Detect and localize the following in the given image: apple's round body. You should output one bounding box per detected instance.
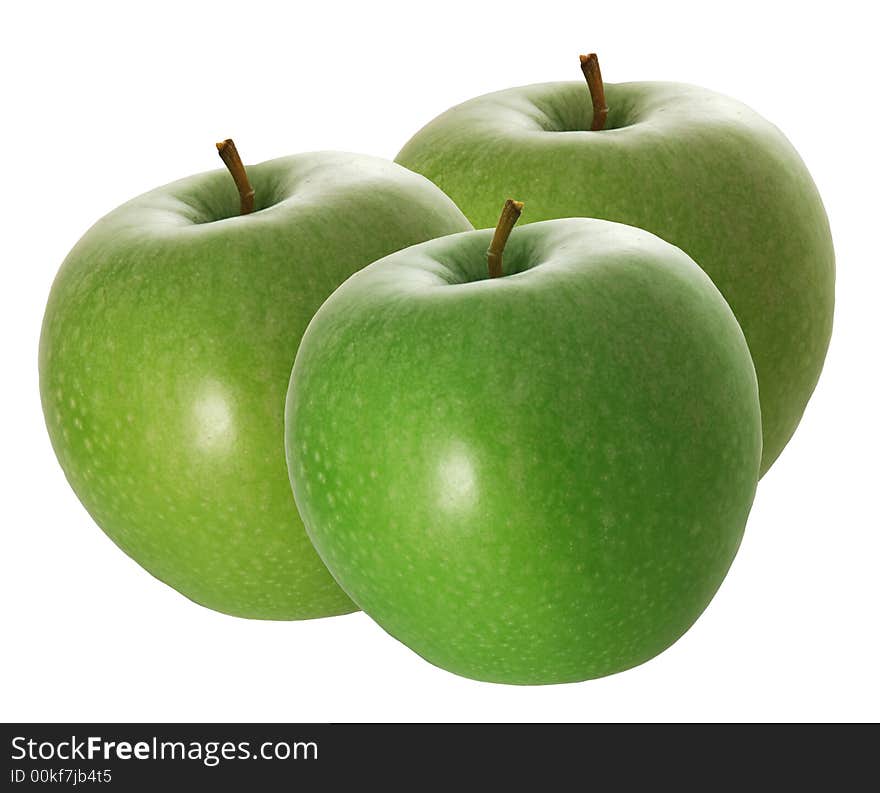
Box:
[286,218,762,683]
[39,152,471,619]
[396,80,834,474]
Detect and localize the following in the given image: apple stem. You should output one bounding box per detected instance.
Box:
[216,138,255,215]
[579,53,608,132]
[487,199,525,278]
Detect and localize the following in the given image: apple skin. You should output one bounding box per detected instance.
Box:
[39,151,472,620]
[285,218,761,684]
[396,80,834,474]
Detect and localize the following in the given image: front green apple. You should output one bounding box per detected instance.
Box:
[39,149,472,620]
[396,61,834,474]
[286,216,761,684]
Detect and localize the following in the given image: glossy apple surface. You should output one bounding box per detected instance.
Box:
[39,151,471,619]
[396,80,834,474]
[286,218,762,683]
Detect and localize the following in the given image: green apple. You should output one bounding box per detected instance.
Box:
[285,209,762,684]
[395,56,834,474]
[39,145,471,620]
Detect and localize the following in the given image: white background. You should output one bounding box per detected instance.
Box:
[2,1,878,723]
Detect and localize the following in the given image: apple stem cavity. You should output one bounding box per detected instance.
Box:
[216,138,255,215]
[487,199,525,278]
[579,53,608,132]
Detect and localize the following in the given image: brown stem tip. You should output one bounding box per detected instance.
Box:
[487,199,524,278]
[216,138,255,215]
[579,53,608,132]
